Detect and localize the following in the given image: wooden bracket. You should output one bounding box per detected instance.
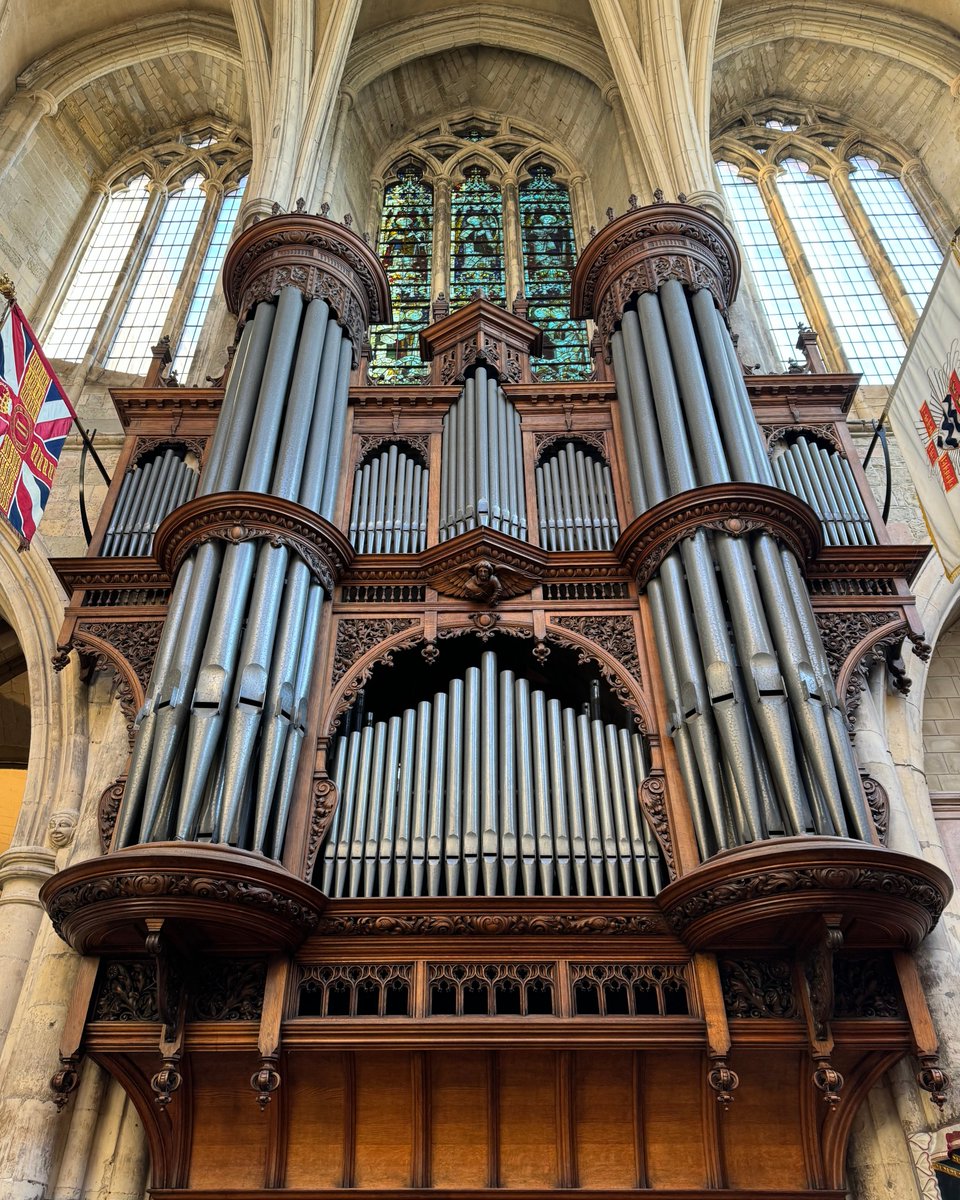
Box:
[50,955,99,1112]
[796,915,844,1108]
[146,919,186,1107]
[693,953,739,1107]
[893,951,950,1110]
[251,956,290,1110]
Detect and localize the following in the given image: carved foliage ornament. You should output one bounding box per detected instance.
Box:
[189,959,267,1020]
[719,957,799,1019]
[60,621,163,741]
[814,610,915,726]
[94,960,160,1022]
[548,614,646,729]
[314,912,669,936]
[638,772,675,880]
[98,777,126,852]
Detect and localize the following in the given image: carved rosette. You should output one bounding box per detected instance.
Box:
[570,203,741,355]
[222,213,392,365]
[616,483,822,589]
[154,491,354,593]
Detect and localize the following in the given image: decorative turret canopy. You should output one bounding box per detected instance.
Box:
[222,211,392,365]
[419,293,543,385]
[570,201,741,352]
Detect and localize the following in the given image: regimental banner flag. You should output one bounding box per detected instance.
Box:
[0,303,76,542]
[887,237,960,579]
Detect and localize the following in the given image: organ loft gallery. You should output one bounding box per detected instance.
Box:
[0,2,960,1199]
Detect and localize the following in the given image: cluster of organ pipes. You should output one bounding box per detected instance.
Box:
[610,279,873,858]
[101,448,198,557]
[439,365,526,541]
[114,287,354,858]
[320,650,662,899]
[536,441,620,551]
[348,443,429,553]
[772,436,877,546]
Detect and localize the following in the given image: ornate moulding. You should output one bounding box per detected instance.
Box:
[419,294,542,385]
[153,491,354,592]
[40,844,325,955]
[657,836,952,952]
[570,201,741,352]
[615,483,822,588]
[222,212,392,364]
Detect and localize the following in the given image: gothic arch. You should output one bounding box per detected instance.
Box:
[714,2,960,88]
[17,12,241,107]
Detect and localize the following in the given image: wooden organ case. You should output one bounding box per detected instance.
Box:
[41,203,952,1200]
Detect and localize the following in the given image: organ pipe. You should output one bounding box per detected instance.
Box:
[320,651,661,899]
[114,288,356,859]
[772,437,876,546]
[535,441,619,550]
[349,443,429,553]
[608,276,872,860]
[439,367,526,541]
[100,448,198,557]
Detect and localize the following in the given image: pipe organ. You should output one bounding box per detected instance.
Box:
[349,442,429,553]
[438,366,526,541]
[536,439,619,550]
[322,649,658,899]
[41,201,952,1200]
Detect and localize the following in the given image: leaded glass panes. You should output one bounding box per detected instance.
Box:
[848,156,942,314]
[108,173,206,375]
[369,167,433,385]
[45,177,150,363]
[450,167,505,308]
[519,166,589,381]
[173,178,246,381]
[777,158,906,383]
[716,160,809,368]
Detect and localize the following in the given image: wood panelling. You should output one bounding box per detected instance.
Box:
[642,1049,707,1189]
[283,1053,345,1189]
[574,1049,638,1188]
[354,1052,414,1187]
[188,1055,269,1189]
[721,1050,807,1190]
[429,1052,490,1188]
[497,1050,559,1188]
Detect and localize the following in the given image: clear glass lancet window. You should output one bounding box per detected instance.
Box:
[715,160,810,368]
[777,158,906,383]
[172,177,247,380]
[519,165,590,381]
[369,166,434,385]
[45,176,151,363]
[107,172,206,375]
[847,156,942,314]
[450,166,505,308]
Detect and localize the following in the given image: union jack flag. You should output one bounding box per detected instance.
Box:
[0,303,76,542]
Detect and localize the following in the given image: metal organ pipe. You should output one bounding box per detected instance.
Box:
[605,274,874,857]
[320,651,661,899]
[349,443,429,553]
[439,368,526,541]
[534,441,619,551]
[114,288,358,859]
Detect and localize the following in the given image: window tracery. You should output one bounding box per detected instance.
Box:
[368,117,591,386]
[44,124,250,380]
[714,106,948,382]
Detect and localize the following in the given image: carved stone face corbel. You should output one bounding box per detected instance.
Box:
[48,811,78,850]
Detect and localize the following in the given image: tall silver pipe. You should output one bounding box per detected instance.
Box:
[461,379,474,532]
[576,712,605,895]
[393,707,417,897]
[828,448,876,544]
[361,719,387,897]
[426,691,448,896]
[480,649,498,894]
[563,705,588,895]
[444,678,464,896]
[343,722,374,898]
[113,457,157,557]
[531,689,556,895]
[604,721,634,896]
[590,717,620,893]
[129,449,178,556]
[475,366,491,527]
[409,697,433,896]
[535,465,549,547]
[116,304,276,848]
[498,667,518,896]
[546,697,571,896]
[515,676,538,895]
[462,666,481,896]
[101,467,138,555]
[375,715,402,895]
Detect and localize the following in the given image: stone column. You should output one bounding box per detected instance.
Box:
[502,175,524,309]
[432,179,452,302]
[567,173,592,253]
[0,89,58,187]
[319,89,355,211]
[602,83,644,198]
[0,845,56,1055]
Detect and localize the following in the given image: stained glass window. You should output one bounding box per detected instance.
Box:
[777,158,906,383]
[45,176,150,363]
[848,156,942,314]
[716,160,810,368]
[519,166,589,381]
[369,167,433,385]
[450,167,505,308]
[107,173,206,374]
